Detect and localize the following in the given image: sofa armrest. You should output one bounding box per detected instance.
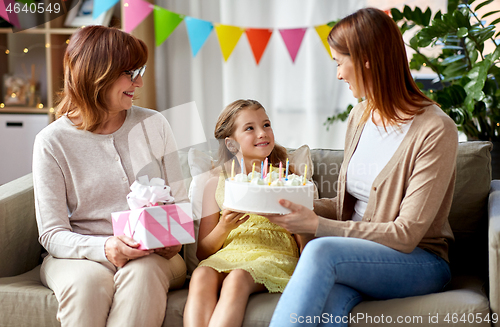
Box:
[489,180,500,326]
[0,174,41,278]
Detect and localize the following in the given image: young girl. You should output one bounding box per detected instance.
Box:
[183,99,307,327]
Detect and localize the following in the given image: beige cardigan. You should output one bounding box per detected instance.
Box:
[314,101,457,262]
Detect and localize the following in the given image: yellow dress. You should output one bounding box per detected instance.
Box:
[197,173,299,293]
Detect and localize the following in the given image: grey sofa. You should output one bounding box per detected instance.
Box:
[0,141,497,327]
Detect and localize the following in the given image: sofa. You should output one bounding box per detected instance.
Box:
[0,141,497,327]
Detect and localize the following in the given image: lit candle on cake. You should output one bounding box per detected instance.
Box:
[252,162,255,180]
[241,157,244,174]
[264,157,268,177]
[261,161,264,179]
[303,165,307,185]
[279,161,282,181]
[231,159,235,180]
[285,158,289,181]
[269,163,273,185]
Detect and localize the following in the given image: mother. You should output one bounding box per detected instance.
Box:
[268,8,457,326]
[33,26,187,327]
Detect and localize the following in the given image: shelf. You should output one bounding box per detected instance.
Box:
[48,28,79,35]
[0,27,48,34]
[0,107,51,114]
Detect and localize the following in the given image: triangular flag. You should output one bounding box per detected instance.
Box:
[0,0,20,28]
[214,24,245,62]
[279,28,307,63]
[124,0,154,33]
[315,25,333,59]
[0,0,9,22]
[154,6,185,47]
[245,28,273,65]
[185,17,213,57]
[92,0,119,20]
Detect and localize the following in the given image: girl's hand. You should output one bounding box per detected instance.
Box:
[154,244,182,260]
[105,235,154,268]
[218,209,249,232]
[265,199,319,234]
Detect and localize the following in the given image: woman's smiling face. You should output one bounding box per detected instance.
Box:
[105,72,144,113]
[330,47,366,99]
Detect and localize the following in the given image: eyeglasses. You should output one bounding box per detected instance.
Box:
[124,65,146,83]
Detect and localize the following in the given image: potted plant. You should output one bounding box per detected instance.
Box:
[325,0,500,178]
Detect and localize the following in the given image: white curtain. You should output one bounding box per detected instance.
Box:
[155,0,365,151]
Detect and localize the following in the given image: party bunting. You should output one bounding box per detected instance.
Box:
[245,28,273,65]
[315,25,333,59]
[1,0,20,28]
[0,0,9,22]
[279,28,307,63]
[93,0,120,20]
[154,6,185,47]
[215,24,245,62]
[185,17,214,57]
[124,0,154,33]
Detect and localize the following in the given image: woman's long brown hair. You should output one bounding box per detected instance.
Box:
[328,8,436,126]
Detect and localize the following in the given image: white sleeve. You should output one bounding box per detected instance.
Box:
[32,135,110,263]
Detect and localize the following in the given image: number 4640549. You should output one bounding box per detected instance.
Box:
[6,2,61,14]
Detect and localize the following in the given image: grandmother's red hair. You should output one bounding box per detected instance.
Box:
[57,25,148,131]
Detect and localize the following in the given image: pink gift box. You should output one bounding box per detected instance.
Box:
[111,203,195,250]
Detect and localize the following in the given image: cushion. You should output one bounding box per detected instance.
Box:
[0,174,42,278]
[0,266,59,327]
[184,148,215,275]
[287,145,314,178]
[310,149,344,199]
[448,141,492,276]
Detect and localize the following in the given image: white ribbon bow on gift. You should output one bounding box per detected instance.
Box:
[126,175,175,210]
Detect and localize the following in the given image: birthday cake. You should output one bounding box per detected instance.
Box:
[223,171,315,215]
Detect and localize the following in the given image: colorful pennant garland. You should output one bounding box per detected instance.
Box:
[93,0,120,20]
[153,6,185,47]
[114,1,338,64]
[279,28,307,63]
[315,25,334,59]
[1,0,20,28]
[215,24,245,61]
[124,0,154,33]
[245,28,273,65]
[185,17,214,57]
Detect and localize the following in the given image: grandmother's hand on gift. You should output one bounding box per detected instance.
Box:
[154,244,182,260]
[105,235,154,268]
[265,199,319,235]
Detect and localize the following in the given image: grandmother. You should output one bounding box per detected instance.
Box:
[33,25,187,327]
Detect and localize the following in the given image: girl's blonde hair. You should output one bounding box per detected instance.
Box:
[214,99,292,173]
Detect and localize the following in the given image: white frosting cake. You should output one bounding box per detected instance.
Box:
[223,173,314,215]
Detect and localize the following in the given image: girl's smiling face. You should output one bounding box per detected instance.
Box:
[229,108,275,162]
[330,47,367,99]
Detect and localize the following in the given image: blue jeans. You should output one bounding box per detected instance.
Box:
[269,237,451,327]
